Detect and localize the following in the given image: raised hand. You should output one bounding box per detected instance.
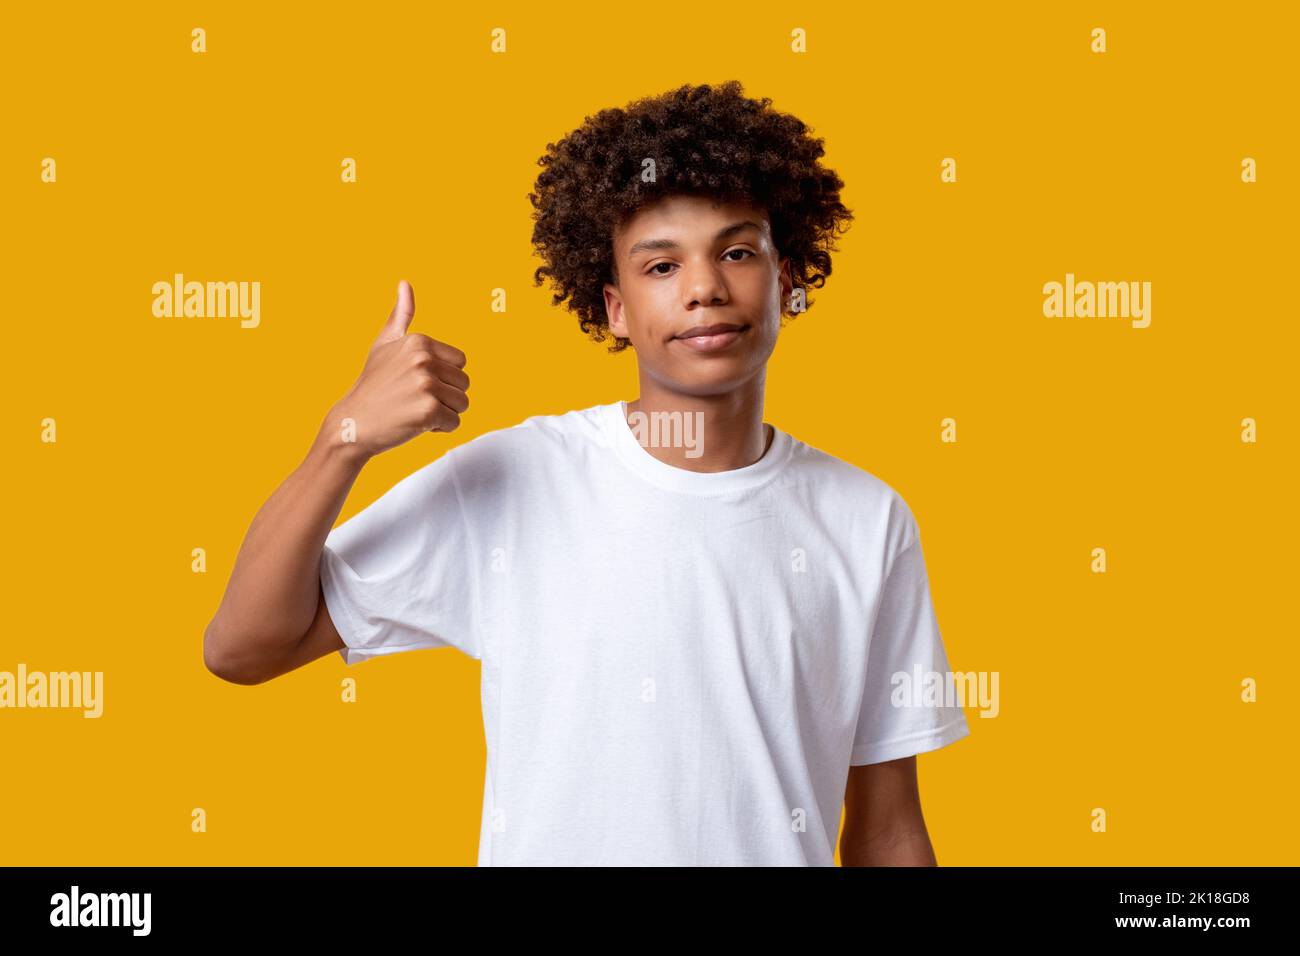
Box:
[327,280,470,460]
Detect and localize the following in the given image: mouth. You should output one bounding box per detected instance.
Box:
[672,323,750,352]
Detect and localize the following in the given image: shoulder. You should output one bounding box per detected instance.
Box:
[783,432,922,559]
[437,403,608,479]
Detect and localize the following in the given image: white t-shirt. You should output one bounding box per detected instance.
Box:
[319,400,970,865]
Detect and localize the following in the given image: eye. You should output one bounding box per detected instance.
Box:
[646,249,753,276]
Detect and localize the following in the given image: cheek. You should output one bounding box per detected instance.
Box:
[736,267,781,312]
[751,322,781,361]
[622,285,673,340]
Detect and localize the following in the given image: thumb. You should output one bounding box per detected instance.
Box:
[373,279,415,347]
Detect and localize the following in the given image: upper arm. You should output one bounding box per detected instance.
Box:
[255,579,346,683]
[843,755,925,839]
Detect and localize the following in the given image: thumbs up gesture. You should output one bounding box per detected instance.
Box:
[326,280,470,461]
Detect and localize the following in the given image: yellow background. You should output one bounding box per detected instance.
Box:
[1,2,1295,865]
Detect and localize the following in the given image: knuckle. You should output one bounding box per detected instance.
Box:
[436,341,465,365]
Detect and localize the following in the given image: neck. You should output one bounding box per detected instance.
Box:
[624,374,772,473]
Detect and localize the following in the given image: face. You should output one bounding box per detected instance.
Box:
[603,194,793,398]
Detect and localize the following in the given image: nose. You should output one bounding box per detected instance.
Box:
[681,258,729,309]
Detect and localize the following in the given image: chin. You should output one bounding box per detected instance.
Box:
[662,365,759,397]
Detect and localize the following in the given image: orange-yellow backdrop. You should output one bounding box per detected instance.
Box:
[2,2,1295,865]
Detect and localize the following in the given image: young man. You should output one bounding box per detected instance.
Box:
[204,81,970,866]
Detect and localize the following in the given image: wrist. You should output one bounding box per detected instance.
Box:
[312,408,373,472]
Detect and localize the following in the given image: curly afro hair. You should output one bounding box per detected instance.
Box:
[527,81,854,352]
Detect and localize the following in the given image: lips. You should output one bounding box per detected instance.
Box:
[675,323,747,339]
[672,323,750,353]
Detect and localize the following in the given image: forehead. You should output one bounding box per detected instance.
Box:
[615,194,770,245]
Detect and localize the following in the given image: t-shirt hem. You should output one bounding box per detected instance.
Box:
[319,545,377,666]
[848,716,970,766]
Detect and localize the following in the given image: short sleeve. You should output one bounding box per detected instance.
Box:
[850,524,970,765]
[320,446,481,665]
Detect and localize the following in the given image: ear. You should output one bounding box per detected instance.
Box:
[604,280,628,338]
[778,257,794,304]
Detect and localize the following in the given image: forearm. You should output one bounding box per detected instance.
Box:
[204,413,367,673]
[840,825,937,866]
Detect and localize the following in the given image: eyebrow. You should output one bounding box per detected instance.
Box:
[625,220,763,259]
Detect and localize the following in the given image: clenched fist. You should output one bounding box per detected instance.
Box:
[324,280,470,461]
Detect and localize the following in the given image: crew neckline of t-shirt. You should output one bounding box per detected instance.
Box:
[598,400,795,495]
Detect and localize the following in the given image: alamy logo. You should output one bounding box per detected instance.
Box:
[1043,272,1150,328]
[49,885,151,936]
[891,667,999,718]
[0,663,103,718]
[152,273,261,328]
[626,409,705,458]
